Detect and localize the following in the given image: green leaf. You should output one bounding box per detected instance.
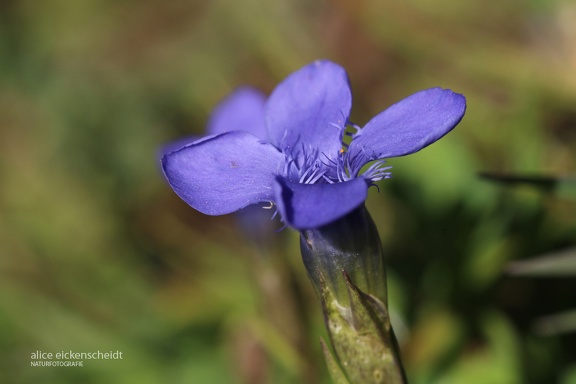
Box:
[532,309,576,336]
[479,172,576,198]
[507,247,576,277]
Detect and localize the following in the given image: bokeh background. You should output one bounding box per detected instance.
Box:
[1,0,576,383]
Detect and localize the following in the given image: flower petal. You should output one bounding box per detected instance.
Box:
[273,177,368,230]
[207,87,268,140]
[162,131,284,215]
[347,88,466,164]
[266,60,351,160]
[159,135,200,157]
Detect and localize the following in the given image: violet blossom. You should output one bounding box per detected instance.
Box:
[161,60,466,230]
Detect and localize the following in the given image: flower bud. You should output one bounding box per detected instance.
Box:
[299,204,406,384]
[299,204,387,306]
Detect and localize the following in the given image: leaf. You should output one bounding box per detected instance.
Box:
[479,172,576,198]
[532,309,576,336]
[506,247,576,277]
[478,172,576,198]
[479,172,559,190]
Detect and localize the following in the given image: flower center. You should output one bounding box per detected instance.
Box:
[282,122,392,186]
[283,144,330,184]
[336,122,393,185]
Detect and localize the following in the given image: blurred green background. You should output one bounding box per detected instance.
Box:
[1,0,576,383]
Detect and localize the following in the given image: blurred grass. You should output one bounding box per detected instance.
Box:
[1,0,576,383]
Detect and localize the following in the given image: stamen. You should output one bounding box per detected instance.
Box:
[299,165,315,183]
[308,169,327,184]
[322,175,334,184]
[271,208,279,220]
[362,160,392,182]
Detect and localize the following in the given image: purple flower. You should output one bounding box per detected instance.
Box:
[162,60,466,230]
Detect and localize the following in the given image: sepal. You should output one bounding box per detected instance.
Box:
[319,270,406,384]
